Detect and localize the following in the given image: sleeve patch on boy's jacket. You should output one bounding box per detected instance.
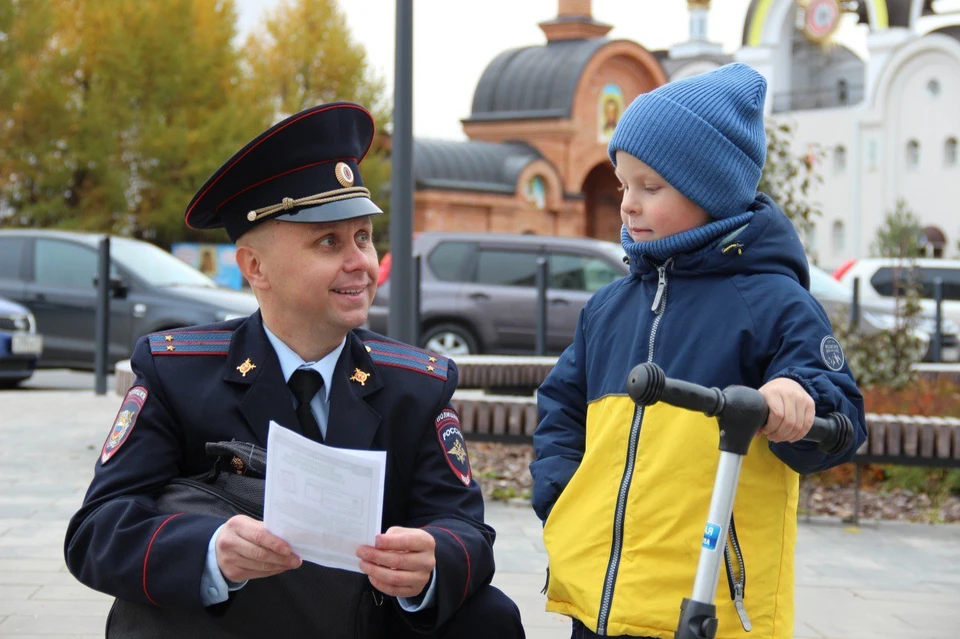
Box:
[101,386,148,464]
[820,336,845,371]
[435,408,471,486]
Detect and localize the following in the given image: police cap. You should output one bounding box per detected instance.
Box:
[184,102,383,242]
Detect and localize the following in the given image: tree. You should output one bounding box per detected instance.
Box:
[759,120,823,258]
[0,0,269,246]
[834,199,925,389]
[241,0,392,250]
[871,198,925,259]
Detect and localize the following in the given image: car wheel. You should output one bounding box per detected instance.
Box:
[420,324,478,357]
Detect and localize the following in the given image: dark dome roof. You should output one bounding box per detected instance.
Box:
[929,24,960,41]
[413,139,543,194]
[467,39,610,122]
[888,0,939,25]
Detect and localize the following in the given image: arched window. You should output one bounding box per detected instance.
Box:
[906,140,920,169]
[805,224,817,252]
[834,145,846,173]
[945,138,957,167]
[831,220,845,254]
[837,79,849,105]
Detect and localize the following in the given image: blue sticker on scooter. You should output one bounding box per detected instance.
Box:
[702,522,721,550]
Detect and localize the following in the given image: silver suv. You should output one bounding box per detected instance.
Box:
[367,233,628,356]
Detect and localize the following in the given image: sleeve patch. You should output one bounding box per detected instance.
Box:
[435,408,471,486]
[101,386,148,464]
[820,336,845,371]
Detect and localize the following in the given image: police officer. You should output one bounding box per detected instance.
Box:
[64,102,524,638]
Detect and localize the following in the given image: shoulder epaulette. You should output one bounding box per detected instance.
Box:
[148,330,233,356]
[364,340,449,381]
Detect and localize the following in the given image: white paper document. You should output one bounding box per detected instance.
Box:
[264,421,386,573]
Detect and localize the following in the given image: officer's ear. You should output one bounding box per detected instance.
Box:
[235,233,270,292]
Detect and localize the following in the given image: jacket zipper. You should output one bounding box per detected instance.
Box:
[723,514,752,631]
[597,260,671,634]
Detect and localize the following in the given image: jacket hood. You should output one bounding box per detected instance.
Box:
[626,192,810,290]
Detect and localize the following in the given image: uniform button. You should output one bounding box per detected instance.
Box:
[208,586,219,597]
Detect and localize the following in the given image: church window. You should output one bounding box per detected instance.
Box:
[831,221,845,254]
[945,138,958,167]
[834,145,846,173]
[906,140,920,170]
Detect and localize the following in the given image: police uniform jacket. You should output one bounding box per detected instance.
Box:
[64,311,494,634]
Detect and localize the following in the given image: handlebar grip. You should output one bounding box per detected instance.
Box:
[628,362,855,457]
[806,412,855,456]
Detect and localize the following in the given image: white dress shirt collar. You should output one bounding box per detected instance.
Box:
[261,325,345,402]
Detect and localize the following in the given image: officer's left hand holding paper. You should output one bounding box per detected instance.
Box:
[264,420,386,573]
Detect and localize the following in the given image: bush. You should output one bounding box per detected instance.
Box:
[860,375,960,417]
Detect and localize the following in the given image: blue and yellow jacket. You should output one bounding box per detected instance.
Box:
[531,195,866,638]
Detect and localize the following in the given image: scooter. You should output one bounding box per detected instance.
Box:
[626,363,855,639]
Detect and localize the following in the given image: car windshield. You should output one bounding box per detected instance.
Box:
[110,238,218,288]
[809,264,852,300]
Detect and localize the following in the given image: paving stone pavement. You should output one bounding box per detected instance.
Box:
[1,387,958,638]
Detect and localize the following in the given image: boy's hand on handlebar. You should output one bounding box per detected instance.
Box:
[758,377,815,443]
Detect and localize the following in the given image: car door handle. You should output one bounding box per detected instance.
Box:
[29,292,47,303]
[549,298,569,306]
[467,292,490,301]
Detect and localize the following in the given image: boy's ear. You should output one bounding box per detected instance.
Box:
[235,244,269,291]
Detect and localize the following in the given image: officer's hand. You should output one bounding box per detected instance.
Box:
[758,377,815,443]
[356,526,436,598]
[215,515,302,583]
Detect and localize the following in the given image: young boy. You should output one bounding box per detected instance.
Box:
[530,63,866,638]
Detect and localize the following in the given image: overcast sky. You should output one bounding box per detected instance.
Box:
[234,0,870,140]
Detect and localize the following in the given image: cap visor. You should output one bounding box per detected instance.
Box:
[274,196,383,224]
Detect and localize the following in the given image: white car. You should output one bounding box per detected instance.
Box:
[811,264,960,362]
[833,258,960,328]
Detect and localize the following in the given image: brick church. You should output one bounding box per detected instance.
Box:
[411,0,666,241]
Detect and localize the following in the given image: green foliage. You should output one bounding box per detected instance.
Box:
[0,0,387,248]
[241,0,392,230]
[871,198,926,259]
[831,316,923,390]
[882,467,960,496]
[832,200,928,389]
[759,120,823,257]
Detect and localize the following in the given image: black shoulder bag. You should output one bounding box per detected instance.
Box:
[105,441,385,639]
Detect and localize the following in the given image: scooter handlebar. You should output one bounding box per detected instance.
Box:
[627,362,854,457]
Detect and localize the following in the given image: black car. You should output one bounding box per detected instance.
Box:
[0,230,258,370]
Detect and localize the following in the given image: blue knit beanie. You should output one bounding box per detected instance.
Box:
[608,63,767,221]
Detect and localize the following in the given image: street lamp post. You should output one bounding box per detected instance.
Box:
[388,0,417,345]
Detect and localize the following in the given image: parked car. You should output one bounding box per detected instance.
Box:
[833,257,960,329]
[811,262,960,362]
[0,295,42,387]
[0,230,258,370]
[368,232,629,356]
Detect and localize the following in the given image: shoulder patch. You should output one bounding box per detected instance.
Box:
[101,386,148,464]
[148,330,232,356]
[435,408,471,486]
[364,340,449,381]
[820,335,845,371]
